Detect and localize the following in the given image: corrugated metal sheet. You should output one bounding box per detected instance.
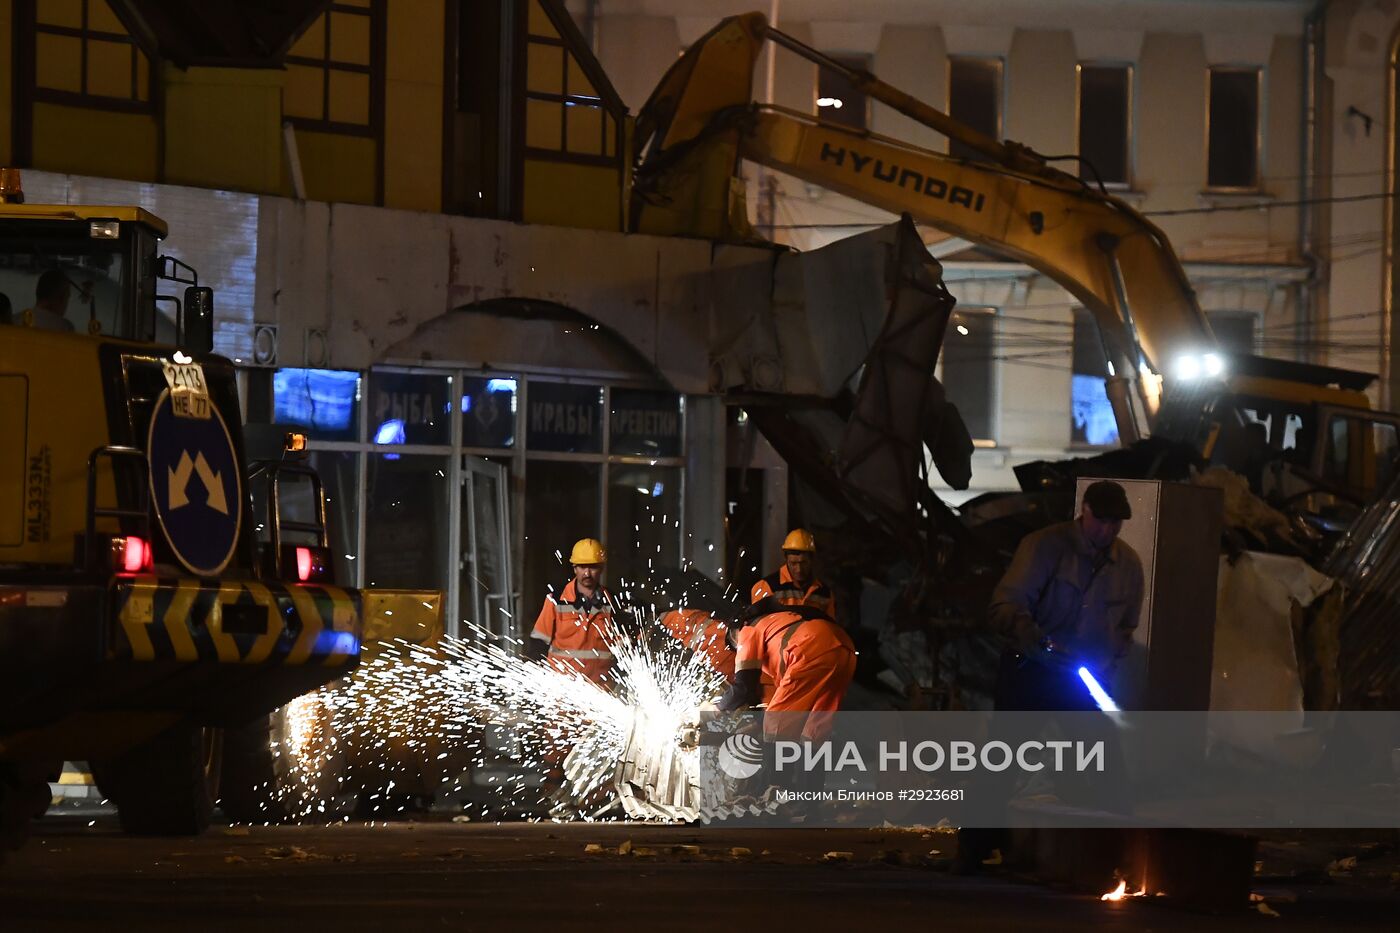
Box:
[1322,474,1400,707]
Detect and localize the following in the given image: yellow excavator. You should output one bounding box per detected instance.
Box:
[0,170,366,846]
[632,13,1400,513]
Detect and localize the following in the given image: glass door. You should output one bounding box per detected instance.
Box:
[459,455,514,643]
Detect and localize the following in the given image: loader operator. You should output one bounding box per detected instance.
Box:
[750,528,837,622]
[716,598,856,744]
[23,270,75,332]
[527,538,617,685]
[986,479,1143,710]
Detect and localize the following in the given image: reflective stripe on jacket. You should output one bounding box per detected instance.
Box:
[532,579,616,683]
[750,566,837,619]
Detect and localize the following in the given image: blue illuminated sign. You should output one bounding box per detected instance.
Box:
[147,390,243,576]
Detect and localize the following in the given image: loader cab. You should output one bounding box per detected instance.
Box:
[0,198,212,353]
[1194,374,1400,531]
[1163,354,1400,519]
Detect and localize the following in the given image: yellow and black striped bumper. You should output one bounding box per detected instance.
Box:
[112,576,359,667]
[0,577,362,742]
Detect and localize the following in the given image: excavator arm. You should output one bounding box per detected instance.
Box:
[633,12,1216,441]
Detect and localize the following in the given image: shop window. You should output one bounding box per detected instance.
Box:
[948,58,1001,162]
[1077,64,1131,187]
[817,55,869,132]
[30,0,153,110]
[609,389,683,458]
[368,370,453,447]
[1071,309,1118,446]
[246,448,359,587]
[522,459,601,613]
[273,368,362,442]
[526,381,604,453]
[308,450,361,588]
[364,453,452,592]
[1207,68,1261,190]
[941,308,996,442]
[607,464,682,587]
[523,0,618,161]
[461,375,518,448]
[284,0,382,134]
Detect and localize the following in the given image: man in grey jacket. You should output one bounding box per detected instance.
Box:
[988,479,1144,710]
[957,481,1143,871]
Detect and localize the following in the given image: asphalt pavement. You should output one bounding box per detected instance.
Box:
[3,811,1398,931]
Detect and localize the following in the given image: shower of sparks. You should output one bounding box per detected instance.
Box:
[244,601,733,824]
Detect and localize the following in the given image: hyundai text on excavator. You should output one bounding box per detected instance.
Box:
[0,171,364,846]
[632,13,1400,517]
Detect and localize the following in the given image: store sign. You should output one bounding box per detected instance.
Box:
[610,389,682,457]
[461,376,517,449]
[527,382,603,453]
[274,368,360,442]
[369,371,452,446]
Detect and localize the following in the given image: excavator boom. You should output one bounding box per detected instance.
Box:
[633,12,1217,440]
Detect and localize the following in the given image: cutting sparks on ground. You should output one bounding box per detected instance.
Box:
[255,604,731,824]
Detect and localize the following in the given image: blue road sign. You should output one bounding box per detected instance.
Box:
[146,389,243,576]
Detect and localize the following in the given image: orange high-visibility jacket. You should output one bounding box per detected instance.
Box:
[531,580,616,684]
[735,610,856,741]
[750,565,837,621]
[658,608,736,681]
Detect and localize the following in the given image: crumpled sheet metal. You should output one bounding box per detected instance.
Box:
[561,717,784,823]
[1210,552,1334,764]
[1323,476,1400,707]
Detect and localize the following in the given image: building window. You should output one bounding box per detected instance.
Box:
[30,0,154,111]
[523,459,602,609]
[1071,309,1119,447]
[817,55,869,132]
[523,0,619,162]
[365,453,453,592]
[948,58,1002,162]
[1207,67,1261,190]
[284,0,382,134]
[942,308,996,442]
[1077,64,1131,187]
[1207,311,1257,355]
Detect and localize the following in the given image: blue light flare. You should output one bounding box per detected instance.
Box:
[1078,666,1120,712]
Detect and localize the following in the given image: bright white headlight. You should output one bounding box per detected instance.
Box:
[1174,354,1202,381]
[1203,353,1224,378]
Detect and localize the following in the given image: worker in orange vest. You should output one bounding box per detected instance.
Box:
[527,538,617,685]
[750,529,837,623]
[641,569,751,691]
[657,607,736,681]
[716,599,856,744]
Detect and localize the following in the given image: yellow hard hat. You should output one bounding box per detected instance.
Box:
[569,538,607,565]
[781,528,816,553]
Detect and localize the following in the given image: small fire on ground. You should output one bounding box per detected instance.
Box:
[1100,879,1148,901]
